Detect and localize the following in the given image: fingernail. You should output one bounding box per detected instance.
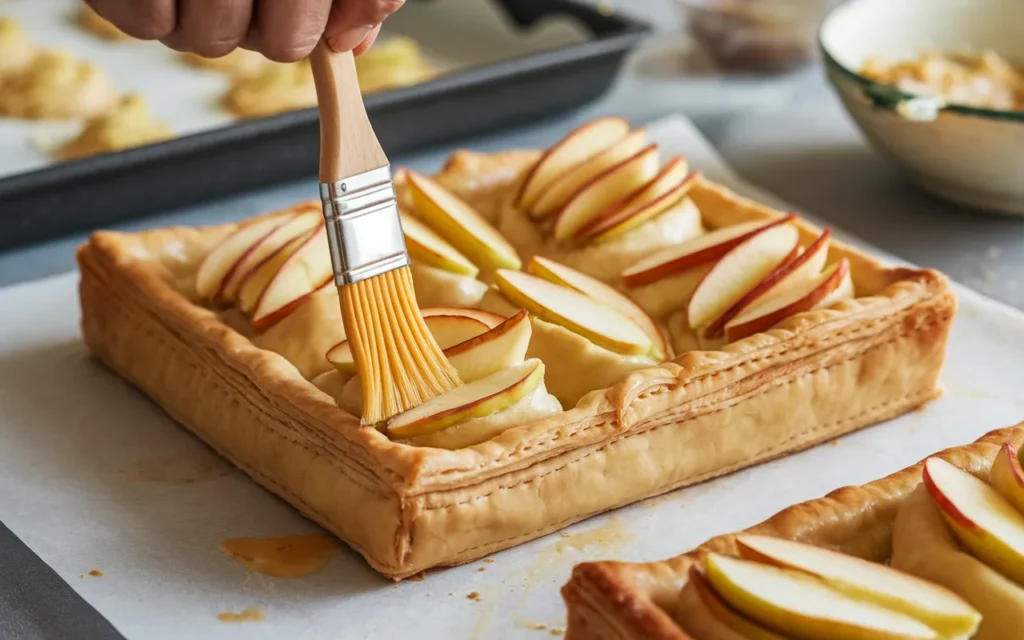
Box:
[326,25,373,53]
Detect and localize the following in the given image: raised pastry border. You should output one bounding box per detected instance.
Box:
[561,424,1024,640]
[76,155,956,580]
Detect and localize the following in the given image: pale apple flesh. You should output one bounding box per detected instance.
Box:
[236,227,316,315]
[401,213,479,277]
[494,269,652,356]
[195,215,292,302]
[420,306,504,329]
[687,223,801,331]
[445,310,532,382]
[551,144,661,242]
[529,129,648,218]
[724,258,853,342]
[221,211,322,301]
[407,171,522,271]
[387,358,545,439]
[704,553,939,640]
[735,534,981,639]
[515,117,631,211]
[924,456,1024,587]
[678,568,790,640]
[621,215,797,288]
[706,229,831,339]
[580,170,698,243]
[527,255,668,360]
[989,442,1024,516]
[250,226,334,330]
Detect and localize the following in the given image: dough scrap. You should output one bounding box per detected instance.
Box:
[57,95,172,161]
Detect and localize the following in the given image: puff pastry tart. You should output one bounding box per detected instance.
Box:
[78,120,956,580]
[563,423,1024,640]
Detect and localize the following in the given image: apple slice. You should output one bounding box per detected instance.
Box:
[680,568,790,640]
[527,256,668,360]
[401,213,479,277]
[551,144,660,242]
[407,171,522,271]
[575,159,694,242]
[327,309,494,373]
[220,211,321,302]
[196,214,293,301]
[990,442,1024,515]
[924,456,1024,586]
[250,226,333,330]
[446,310,532,382]
[514,117,630,211]
[494,269,652,356]
[621,215,797,288]
[706,229,831,338]
[420,307,504,329]
[529,129,648,218]
[237,227,317,315]
[687,223,800,330]
[387,358,545,439]
[704,553,939,640]
[724,259,853,342]
[736,535,981,639]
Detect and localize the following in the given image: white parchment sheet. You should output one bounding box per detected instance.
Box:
[1,116,1023,639]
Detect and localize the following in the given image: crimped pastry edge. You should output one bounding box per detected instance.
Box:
[76,151,956,579]
[561,423,1024,640]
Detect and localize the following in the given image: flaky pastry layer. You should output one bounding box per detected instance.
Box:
[561,424,1024,640]
[77,149,956,579]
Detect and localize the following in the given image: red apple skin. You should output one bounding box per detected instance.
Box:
[576,170,699,241]
[621,214,798,288]
[990,442,1024,513]
[923,459,983,534]
[704,229,831,339]
[207,220,289,303]
[724,258,849,342]
[250,275,333,331]
[513,117,629,209]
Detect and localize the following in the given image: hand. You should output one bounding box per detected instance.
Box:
[84,0,404,61]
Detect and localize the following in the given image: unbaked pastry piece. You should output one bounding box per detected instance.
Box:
[223,59,316,118]
[562,423,1024,640]
[76,4,133,41]
[354,36,436,94]
[0,17,35,79]
[0,49,118,120]
[77,145,955,579]
[56,95,172,160]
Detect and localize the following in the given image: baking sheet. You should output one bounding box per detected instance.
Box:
[0,0,591,180]
[2,114,1023,639]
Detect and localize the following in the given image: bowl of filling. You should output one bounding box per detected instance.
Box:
[820,0,1024,215]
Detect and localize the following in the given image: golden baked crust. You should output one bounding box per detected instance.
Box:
[561,424,1024,640]
[77,149,956,580]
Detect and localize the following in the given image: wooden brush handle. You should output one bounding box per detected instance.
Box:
[310,40,389,183]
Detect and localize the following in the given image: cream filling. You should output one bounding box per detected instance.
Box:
[625,263,712,320]
[499,197,704,283]
[409,261,488,309]
[406,385,562,450]
[667,309,724,355]
[527,318,657,409]
[250,286,345,380]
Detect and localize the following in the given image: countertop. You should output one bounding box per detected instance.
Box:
[2,0,1022,309]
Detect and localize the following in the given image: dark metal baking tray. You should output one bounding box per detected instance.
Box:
[0,0,649,252]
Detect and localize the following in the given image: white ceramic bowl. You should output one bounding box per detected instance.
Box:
[819,0,1024,215]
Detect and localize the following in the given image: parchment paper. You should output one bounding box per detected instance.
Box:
[1,115,1023,639]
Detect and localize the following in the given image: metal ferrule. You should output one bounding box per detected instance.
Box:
[319,165,408,285]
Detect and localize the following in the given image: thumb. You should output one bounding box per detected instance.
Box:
[325,24,375,53]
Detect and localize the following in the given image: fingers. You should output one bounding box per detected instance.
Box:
[244,0,333,62]
[162,0,253,57]
[325,0,404,52]
[86,0,176,41]
[351,25,381,56]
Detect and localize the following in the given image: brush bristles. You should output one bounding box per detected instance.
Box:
[339,266,461,425]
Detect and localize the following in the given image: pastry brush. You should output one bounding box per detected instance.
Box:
[310,40,460,426]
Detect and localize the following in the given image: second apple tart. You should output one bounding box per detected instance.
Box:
[77,118,956,579]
